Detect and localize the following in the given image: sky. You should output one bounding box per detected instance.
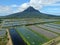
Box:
[0,0,60,16]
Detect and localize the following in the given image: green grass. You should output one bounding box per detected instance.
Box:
[0,36,8,45]
[54,21,60,24]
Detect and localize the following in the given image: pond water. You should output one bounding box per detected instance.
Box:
[9,28,27,45]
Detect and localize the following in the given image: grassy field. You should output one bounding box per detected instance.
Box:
[0,32,8,45]
[54,21,60,24]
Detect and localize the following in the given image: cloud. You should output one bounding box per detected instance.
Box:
[0,6,13,16]
[0,5,18,16]
[30,0,42,10]
[44,3,60,6]
[17,0,60,10]
[17,3,30,12]
[0,3,30,16]
[0,0,60,16]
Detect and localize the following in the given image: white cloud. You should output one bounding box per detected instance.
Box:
[30,0,42,10]
[0,5,17,16]
[17,3,30,12]
[17,0,60,11]
[44,3,60,6]
[0,6,12,14]
[0,0,60,16]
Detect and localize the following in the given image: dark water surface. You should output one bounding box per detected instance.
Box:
[9,28,27,45]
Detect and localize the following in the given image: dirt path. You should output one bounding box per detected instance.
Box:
[6,29,13,45]
[57,43,60,45]
[42,36,60,45]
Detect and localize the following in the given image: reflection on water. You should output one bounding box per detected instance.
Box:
[9,28,27,45]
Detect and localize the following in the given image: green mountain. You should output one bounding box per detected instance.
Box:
[3,6,60,19]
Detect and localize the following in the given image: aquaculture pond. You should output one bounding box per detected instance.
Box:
[9,28,27,45]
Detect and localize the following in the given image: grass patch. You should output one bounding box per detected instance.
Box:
[54,21,60,24]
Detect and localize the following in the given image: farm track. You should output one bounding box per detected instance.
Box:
[42,36,60,45]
